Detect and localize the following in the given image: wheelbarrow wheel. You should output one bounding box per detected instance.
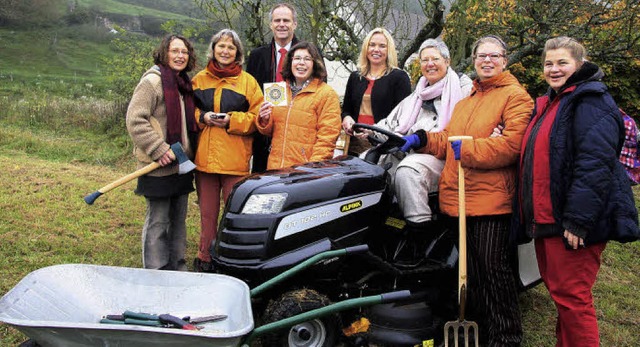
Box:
[261,288,340,347]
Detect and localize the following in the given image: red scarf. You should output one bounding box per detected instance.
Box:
[207,60,242,78]
[159,64,198,146]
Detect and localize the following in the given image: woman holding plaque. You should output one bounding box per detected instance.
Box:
[191,28,263,272]
[257,41,341,170]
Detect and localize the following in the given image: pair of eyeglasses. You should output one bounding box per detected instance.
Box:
[169,49,189,56]
[474,53,504,62]
[292,56,313,63]
[420,57,442,64]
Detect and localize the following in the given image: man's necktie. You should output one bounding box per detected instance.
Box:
[276,47,287,82]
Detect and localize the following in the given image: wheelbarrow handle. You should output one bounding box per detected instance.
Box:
[250,246,369,297]
[345,245,369,255]
[380,290,411,304]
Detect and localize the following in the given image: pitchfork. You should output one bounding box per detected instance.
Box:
[444,136,479,347]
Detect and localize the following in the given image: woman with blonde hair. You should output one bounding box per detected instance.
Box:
[513,36,639,346]
[341,27,411,154]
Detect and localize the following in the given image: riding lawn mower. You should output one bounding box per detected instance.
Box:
[211,124,541,346]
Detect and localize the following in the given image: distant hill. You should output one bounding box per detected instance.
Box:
[0,0,203,35]
[81,0,204,19]
[0,0,207,98]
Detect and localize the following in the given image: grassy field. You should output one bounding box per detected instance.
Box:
[0,115,639,346]
[0,27,115,100]
[1,4,639,345]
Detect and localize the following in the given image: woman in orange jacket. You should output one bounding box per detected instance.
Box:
[256,41,341,170]
[403,35,533,346]
[191,29,263,272]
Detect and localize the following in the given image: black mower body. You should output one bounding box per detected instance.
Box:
[214,156,391,286]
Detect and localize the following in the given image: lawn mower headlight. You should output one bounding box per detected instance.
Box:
[241,193,288,214]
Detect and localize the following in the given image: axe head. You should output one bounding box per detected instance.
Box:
[170,142,196,175]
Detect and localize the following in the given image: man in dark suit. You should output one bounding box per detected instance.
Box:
[246,3,299,173]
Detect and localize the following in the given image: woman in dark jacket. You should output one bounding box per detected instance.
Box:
[514,36,639,347]
[341,27,411,155]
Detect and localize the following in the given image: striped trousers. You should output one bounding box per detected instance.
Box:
[465,214,522,347]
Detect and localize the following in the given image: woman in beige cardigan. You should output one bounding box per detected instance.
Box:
[125,34,198,271]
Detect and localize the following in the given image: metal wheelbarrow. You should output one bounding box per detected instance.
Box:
[0,246,409,347]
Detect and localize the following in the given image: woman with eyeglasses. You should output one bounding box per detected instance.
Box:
[403,35,534,346]
[257,41,341,170]
[191,29,263,272]
[367,38,472,229]
[126,34,198,271]
[341,27,412,155]
[513,37,638,347]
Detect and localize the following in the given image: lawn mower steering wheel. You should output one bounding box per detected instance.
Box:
[352,123,406,160]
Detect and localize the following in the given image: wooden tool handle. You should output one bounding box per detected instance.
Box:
[84,162,160,205]
[98,162,161,194]
[447,135,471,307]
[448,135,473,142]
[457,160,467,304]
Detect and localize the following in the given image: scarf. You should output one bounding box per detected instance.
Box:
[290,78,312,98]
[159,64,197,146]
[207,60,242,78]
[396,67,463,134]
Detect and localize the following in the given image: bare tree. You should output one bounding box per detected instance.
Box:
[303,0,446,68]
[194,0,266,48]
[194,0,446,70]
[193,0,638,90]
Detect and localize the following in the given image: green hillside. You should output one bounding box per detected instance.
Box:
[0,0,208,99]
[0,27,114,97]
[76,0,203,20]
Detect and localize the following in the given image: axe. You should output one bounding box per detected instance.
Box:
[84,142,196,205]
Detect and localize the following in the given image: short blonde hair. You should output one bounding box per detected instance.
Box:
[542,36,586,67]
[357,27,399,77]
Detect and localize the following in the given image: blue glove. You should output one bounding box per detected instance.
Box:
[400,134,421,152]
[450,140,462,160]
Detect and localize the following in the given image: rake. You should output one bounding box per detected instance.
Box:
[444,136,479,347]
